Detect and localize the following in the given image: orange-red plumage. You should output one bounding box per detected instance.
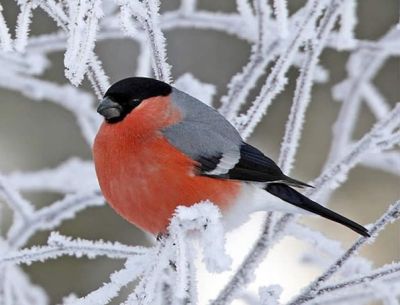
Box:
[93,95,240,234]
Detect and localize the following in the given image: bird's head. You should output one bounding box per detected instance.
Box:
[97,77,172,123]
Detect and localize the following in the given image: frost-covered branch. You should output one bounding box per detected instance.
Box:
[273,0,288,39]
[34,0,109,97]
[0,1,398,304]
[6,158,97,193]
[67,255,151,305]
[327,26,400,164]
[316,262,400,300]
[14,0,36,52]
[272,102,400,241]
[335,0,357,49]
[123,0,172,83]
[0,71,100,145]
[215,103,400,304]
[235,0,328,139]
[64,0,103,86]
[288,200,400,305]
[0,175,34,222]
[0,232,147,266]
[279,0,343,173]
[50,202,229,305]
[307,103,400,197]
[0,4,12,51]
[288,223,372,277]
[143,0,172,83]
[219,0,273,121]
[360,151,400,176]
[7,190,104,248]
[259,285,282,305]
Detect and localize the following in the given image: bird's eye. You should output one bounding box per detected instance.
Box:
[130,98,141,108]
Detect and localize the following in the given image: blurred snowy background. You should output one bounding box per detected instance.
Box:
[0,1,399,305]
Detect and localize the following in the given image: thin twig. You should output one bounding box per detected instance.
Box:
[316,262,400,298]
[236,0,326,139]
[288,200,400,305]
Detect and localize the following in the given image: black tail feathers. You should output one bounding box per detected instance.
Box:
[282,175,313,188]
[265,183,370,237]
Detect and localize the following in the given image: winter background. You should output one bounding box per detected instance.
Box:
[0,0,399,305]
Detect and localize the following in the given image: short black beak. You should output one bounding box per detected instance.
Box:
[97,97,122,121]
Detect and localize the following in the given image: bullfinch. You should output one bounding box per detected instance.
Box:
[93,77,369,237]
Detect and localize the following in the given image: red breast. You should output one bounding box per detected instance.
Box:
[93,95,241,234]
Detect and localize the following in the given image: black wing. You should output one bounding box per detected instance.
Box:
[224,143,286,182]
[197,143,309,187]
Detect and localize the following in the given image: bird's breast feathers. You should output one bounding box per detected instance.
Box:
[93,95,240,233]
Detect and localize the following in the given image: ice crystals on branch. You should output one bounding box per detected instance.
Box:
[175,73,216,107]
[64,0,104,86]
[0,0,399,304]
[71,201,228,305]
[259,285,282,305]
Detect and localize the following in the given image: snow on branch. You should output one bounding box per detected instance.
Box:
[259,285,282,305]
[273,0,289,39]
[288,200,400,305]
[170,202,231,273]
[219,0,272,121]
[235,0,327,139]
[175,73,216,107]
[212,86,399,305]
[14,0,36,52]
[0,1,398,304]
[234,102,399,301]
[279,0,344,174]
[287,223,372,277]
[214,103,400,301]
[6,158,97,194]
[64,0,103,86]
[64,201,228,305]
[119,0,172,83]
[7,190,104,248]
[36,0,109,97]
[0,232,147,266]
[141,0,172,83]
[327,26,400,164]
[335,0,357,49]
[308,103,400,196]
[0,4,12,51]
[0,175,34,221]
[67,255,151,305]
[316,261,400,301]
[361,151,400,176]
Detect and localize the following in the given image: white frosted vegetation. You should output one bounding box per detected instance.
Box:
[0,1,399,305]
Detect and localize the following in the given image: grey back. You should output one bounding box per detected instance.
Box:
[162,88,242,162]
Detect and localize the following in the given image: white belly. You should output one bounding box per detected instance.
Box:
[222,183,309,230]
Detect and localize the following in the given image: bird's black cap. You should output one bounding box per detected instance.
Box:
[98,77,172,123]
[105,77,171,104]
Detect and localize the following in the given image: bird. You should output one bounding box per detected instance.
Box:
[93,77,370,237]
